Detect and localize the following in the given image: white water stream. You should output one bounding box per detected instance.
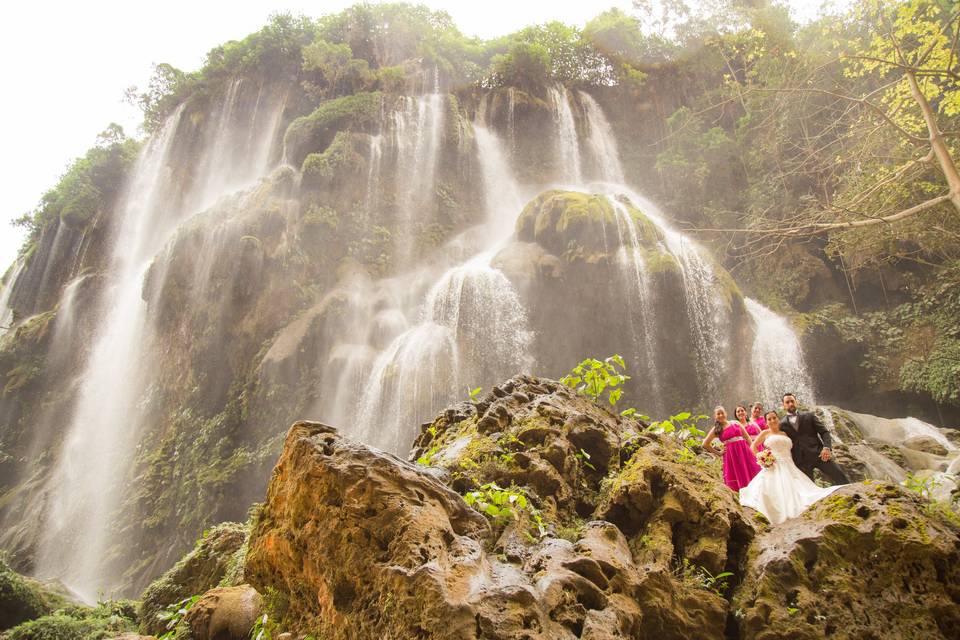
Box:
[744,297,815,407]
[35,77,290,600]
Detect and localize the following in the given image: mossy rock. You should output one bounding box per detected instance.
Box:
[138,522,247,635]
[283,92,382,166]
[0,557,72,630]
[515,190,660,260]
[300,131,366,190]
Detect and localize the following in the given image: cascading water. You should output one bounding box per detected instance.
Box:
[549,86,582,183]
[607,200,662,405]
[366,134,383,210]
[560,92,730,401]
[329,119,533,453]
[0,260,23,335]
[579,91,625,184]
[35,78,291,600]
[744,297,815,407]
[35,108,185,601]
[390,81,445,266]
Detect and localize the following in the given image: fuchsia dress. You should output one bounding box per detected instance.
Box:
[745,419,765,451]
[720,424,761,491]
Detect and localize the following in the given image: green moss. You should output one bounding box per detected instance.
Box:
[0,557,49,630]
[4,600,137,640]
[301,131,365,187]
[138,522,246,635]
[885,503,931,543]
[516,190,661,259]
[815,494,862,526]
[302,204,340,235]
[283,92,382,163]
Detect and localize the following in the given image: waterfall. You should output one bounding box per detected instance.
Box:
[334,122,532,453]
[744,297,814,407]
[35,77,291,600]
[474,125,524,243]
[0,260,24,335]
[366,134,383,211]
[901,417,957,451]
[390,87,445,266]
[579,91,625,184]
[355,322,459,452]
[572,95,730,401]
[506,87,517,157]
[35,107,184,601]
[46,274,91,370]
[549,86,582,183]
[423,253,532,381]
[608,200,661,406]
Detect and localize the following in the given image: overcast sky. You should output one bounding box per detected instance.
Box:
[0,0,828,274]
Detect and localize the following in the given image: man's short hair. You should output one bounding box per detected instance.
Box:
[782,392,796,400]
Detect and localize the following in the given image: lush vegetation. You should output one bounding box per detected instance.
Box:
[13,125,139,245]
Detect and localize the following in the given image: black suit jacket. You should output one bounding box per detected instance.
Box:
[780,411,833,469]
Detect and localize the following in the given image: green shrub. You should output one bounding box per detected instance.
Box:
[283,92,382,164]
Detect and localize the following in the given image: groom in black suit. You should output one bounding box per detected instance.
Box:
[780,392,849,485]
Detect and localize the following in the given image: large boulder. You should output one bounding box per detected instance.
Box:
[734,483,960,639]
[183,585,262,640]
[245,375,960,639]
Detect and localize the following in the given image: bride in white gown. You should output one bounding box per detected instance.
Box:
[739,411,843,525]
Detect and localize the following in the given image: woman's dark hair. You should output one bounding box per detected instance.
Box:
[713,405,725,437]
[765,410,780,426]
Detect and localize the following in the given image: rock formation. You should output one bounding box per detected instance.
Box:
[234,376,960,639]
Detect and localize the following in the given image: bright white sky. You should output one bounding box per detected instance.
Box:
[0,0,827,273]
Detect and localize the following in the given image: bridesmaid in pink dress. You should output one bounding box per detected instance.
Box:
[702,406,761,491]
[747,403,766,451]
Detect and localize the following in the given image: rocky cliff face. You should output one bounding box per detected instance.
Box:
[234,376,960,639]
[0,60,774,598]
[0,17,955,603]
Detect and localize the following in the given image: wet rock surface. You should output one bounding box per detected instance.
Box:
[239,375,960,639]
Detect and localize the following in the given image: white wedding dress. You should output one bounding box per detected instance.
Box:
[739,433,843,525]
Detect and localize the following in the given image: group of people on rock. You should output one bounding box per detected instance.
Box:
[701,393,851,524]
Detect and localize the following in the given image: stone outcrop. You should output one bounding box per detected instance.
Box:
[139,523,248,636]
[735,484,960,639]
[240,375,960,639]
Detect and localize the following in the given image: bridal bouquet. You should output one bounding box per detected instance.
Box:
[756,450,775,468]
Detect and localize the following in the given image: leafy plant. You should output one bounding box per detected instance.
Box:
[675,558,734,596]
[903,472,941,501]
[157,595,200,640]
[647,411,708,461]
[468,386,483,401]
[560,355,630,406]
[576,448,596,471]
[463,483,546,540]
[250,612,275,640]
[416,445,441,466]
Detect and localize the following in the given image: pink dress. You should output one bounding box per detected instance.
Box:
[720,424,761,491]
[745,420,764,451]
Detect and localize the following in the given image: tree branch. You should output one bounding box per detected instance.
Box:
[751,86,928,144]
[789,193,952,234]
